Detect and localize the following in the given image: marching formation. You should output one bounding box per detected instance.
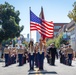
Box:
[47,44,74,66]
[59,44,74,66]
[28,38,46,70]
[4,44,27,66]
[3,38,46,71]
[3,38,74,71]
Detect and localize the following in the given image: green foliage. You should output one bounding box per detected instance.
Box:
[68,2,76,22]
[55,34,63,48]
[46,33,63,48]
[2,38,16,47]
[46,38,55,46]
[22,41,29,48]
[0,2,24,43]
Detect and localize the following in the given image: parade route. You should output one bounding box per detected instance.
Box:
[0,59,76,75]
[0,1,76,75]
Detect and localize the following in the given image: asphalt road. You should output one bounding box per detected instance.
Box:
[0,58,76,75]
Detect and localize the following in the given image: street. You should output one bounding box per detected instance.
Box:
[0,58,76,75]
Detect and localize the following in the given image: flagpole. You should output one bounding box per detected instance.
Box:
[29,7,31,39]
[39,6,46,45]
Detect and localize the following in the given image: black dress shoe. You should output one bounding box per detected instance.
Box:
[39,68,44,71]
[51,64,55,66]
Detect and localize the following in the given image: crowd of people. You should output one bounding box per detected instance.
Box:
[0,38,75,71]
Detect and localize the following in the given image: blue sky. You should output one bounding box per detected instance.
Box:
[0,0,76,42]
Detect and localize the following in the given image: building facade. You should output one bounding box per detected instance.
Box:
[66,21,75,51]
[54,23,68,37]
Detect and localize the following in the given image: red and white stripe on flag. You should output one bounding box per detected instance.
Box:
[30,20,54,38]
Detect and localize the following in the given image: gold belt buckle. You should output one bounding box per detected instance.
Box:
[40,51,42,54]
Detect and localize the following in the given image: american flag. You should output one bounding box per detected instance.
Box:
[30,10,54,38]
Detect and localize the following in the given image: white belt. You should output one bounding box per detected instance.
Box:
[29,52,34,55]
[31,53,33,55]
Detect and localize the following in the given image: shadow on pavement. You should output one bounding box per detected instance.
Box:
[28,70,57,75]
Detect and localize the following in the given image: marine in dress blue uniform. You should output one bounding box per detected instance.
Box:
[34,42,39,67]
[28,39,35,70]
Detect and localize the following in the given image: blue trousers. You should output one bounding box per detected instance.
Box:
[8,56,12,65]
[38,52,44,70]
[29,53,34,70]
[5,54,9,66]
[11,56,16,64]
[68,54,73,66]
[35,53,38,67]
[18,54,23,66]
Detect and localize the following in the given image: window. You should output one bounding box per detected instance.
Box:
[54,26,61,29]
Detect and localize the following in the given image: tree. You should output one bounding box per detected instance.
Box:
[55,33,63,48]
[68,2,76,22]
[46,38,55,46]
[0,2,24,43]
[68,2,76,44]
[46,33,63,48]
